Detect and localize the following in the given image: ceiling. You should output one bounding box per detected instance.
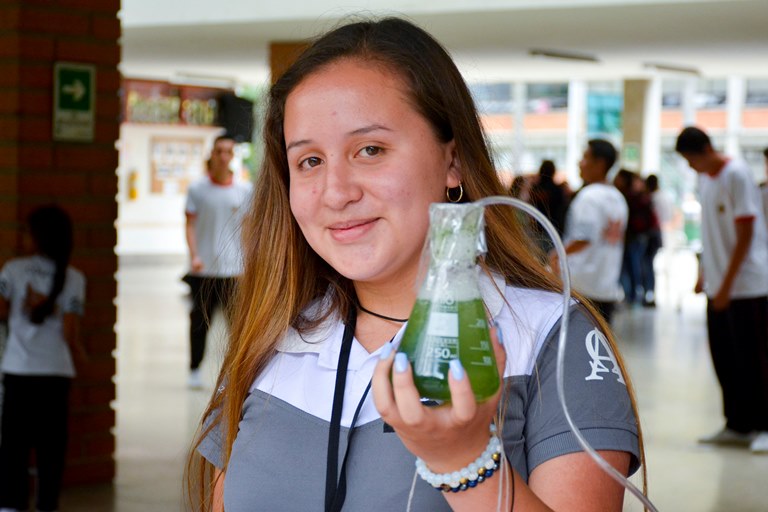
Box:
[119,0,768,87]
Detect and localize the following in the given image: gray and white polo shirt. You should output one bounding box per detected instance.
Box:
[199,275,639,511]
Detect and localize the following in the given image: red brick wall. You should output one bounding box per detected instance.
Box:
[0,1,120,485]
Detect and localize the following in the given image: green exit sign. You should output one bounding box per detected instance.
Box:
[53,62,95,142]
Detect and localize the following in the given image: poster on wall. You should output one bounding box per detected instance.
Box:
[149,137,205,195]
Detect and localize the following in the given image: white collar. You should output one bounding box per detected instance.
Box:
[276,271,506,355]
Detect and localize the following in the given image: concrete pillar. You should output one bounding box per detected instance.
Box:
[681,77,697,126]
[622,78,661,174]
[566,80,587,187]
[643,78,662,173]
[0,0,121,484]
[725,75,745,157]
[511,82,526,174]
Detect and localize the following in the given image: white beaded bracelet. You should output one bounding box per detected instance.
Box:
[415,425,503,493]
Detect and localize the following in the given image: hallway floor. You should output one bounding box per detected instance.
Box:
[59,249,768,511]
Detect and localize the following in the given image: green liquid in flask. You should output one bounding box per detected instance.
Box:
[399,202,500,404]
[400,297,499,403]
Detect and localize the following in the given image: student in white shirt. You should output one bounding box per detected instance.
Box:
[184,135,253,388]
[676,126,768,453]
[0,205,86,512]
[553,139,628,324]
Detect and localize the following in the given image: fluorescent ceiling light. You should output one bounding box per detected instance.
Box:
[529,48,599,63]
[643,62,700,75]
[171,72,238,88]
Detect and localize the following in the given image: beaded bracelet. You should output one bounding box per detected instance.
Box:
[415,425,503,493]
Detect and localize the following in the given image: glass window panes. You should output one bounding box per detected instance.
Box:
[469,83,513,114]
[742,146,768,183]
[746,79,768,106]
[662,79,683,109]
[696,79,726,109]
[526,83,568,112]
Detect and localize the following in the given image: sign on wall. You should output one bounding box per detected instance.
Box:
[122,78,223,126]
[53,62,95,142]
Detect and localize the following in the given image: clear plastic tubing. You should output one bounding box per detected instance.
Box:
[476,195,658,512]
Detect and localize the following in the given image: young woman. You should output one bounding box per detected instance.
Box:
[0,205,86,512]
[189,17,644,511]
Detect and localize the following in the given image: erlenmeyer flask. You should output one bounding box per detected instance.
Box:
[399,203,499,404]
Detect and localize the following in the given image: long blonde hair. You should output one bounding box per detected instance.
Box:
[186,16,646,509]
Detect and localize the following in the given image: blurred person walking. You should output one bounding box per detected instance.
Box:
[184,134,253,389]
[528,159,569,236]
[614,170,657,306]
[676,127,768,453]
[0,205,87,512]
[642,174,670,307]
[552,139,627,324]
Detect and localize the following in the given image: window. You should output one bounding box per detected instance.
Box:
[469,83,513,114]
[746,79,768,106]
[696,79,726,109]
[661,80,683,110]
[526,83,568,113]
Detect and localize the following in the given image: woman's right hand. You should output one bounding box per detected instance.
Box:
[371,323,507,475]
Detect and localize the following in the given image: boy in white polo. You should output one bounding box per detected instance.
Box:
[555,139,628,324]
[676,126,768,453]
[184,134,253,388]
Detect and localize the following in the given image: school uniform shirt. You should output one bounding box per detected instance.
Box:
[564,183,629,302]
[185,176,253,278]
[698,159,768,299]
[0,255,85,377]
[199,273,640,512]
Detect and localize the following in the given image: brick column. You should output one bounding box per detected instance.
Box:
[0,1,120,485]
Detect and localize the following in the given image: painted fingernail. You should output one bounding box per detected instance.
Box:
[379,343,393,360]
[394,352,409,373]
[490,320,504,345]
[449,359,465,380]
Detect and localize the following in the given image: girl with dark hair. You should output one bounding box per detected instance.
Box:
[188,17,644,511]
[0,204,86,512]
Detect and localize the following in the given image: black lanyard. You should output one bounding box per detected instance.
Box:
[324,309,377,512]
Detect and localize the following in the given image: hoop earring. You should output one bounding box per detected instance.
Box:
[446,183,464,203]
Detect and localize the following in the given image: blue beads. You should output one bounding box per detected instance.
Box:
[430,451,501,493]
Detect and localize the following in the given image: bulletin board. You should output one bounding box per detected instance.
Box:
[149,137,205,195]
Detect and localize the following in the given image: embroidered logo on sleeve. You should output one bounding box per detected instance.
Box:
[584,329,626,385]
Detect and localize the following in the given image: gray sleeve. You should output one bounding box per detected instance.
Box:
[523,305,640,475]
[185,184,198,215]
[197,409,225,469]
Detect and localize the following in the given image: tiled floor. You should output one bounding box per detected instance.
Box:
[58,248,768,511]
